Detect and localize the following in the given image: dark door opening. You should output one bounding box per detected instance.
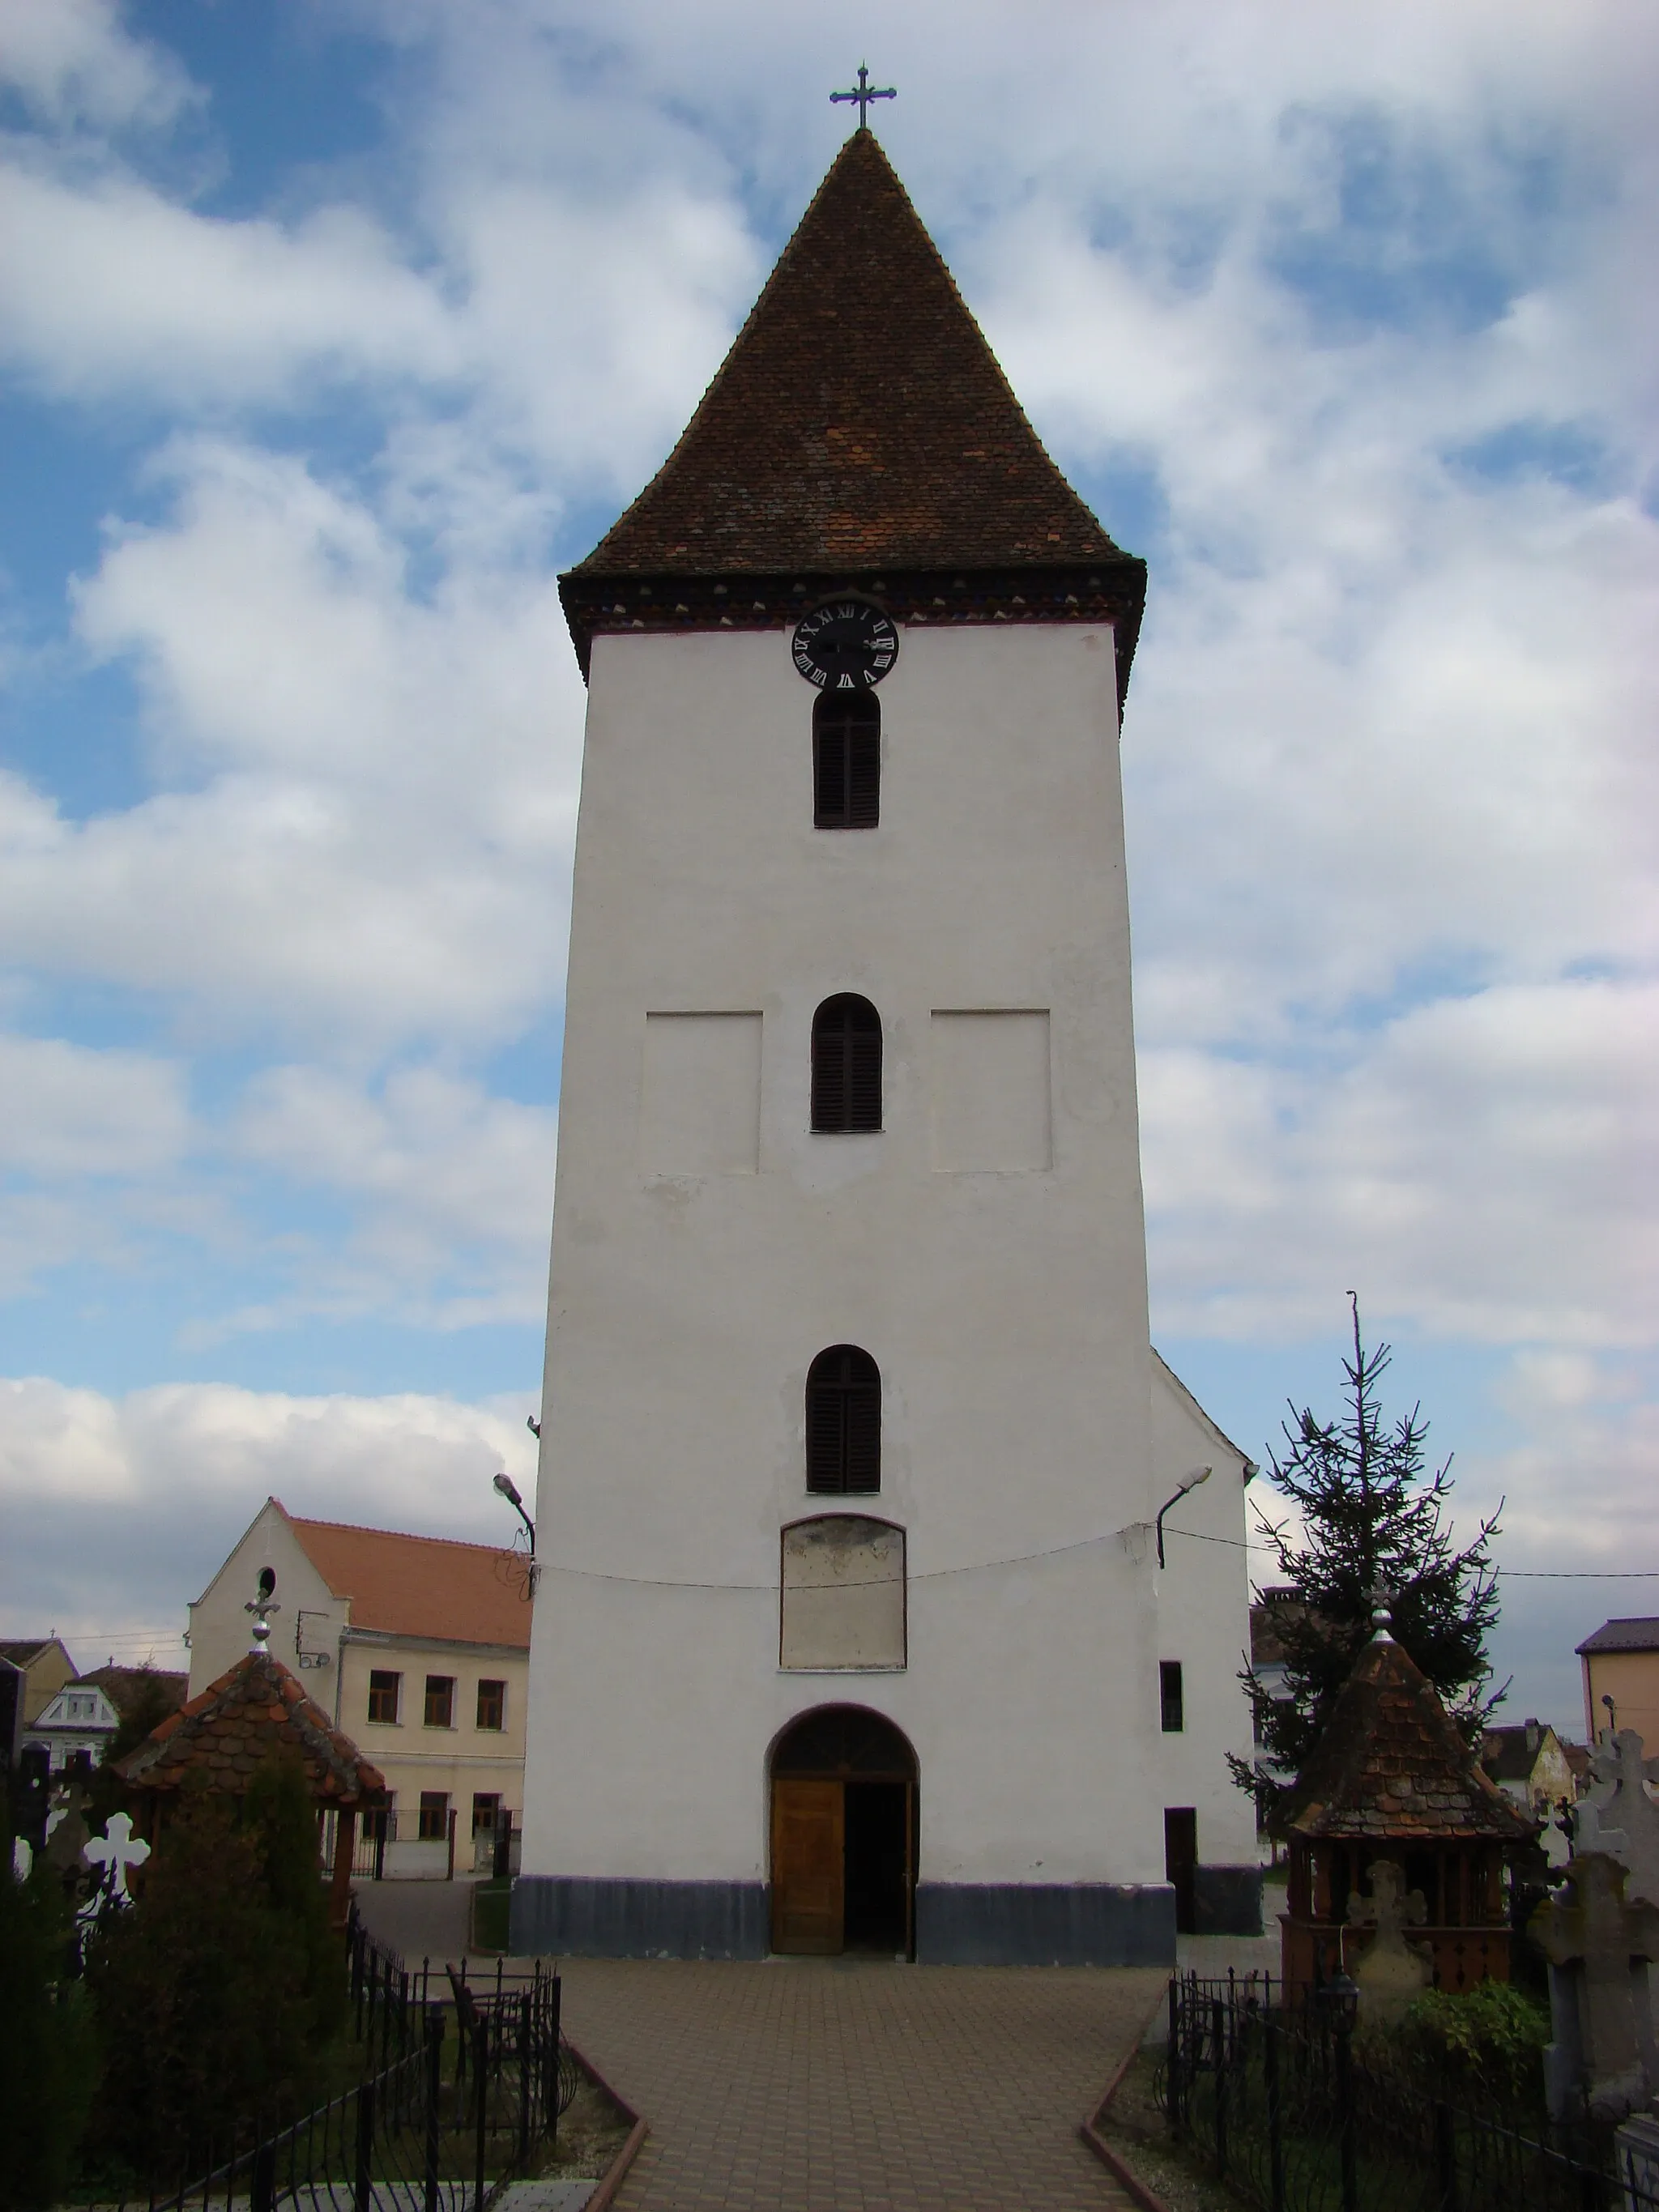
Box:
[1165,1805,1198,1936]
[843,1781,908,1953]
[770,1706,918,1958]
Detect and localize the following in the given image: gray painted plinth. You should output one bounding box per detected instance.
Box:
[1193,1864,1264,1937]
[915,1882,1176,1967]
[511,1876,769,1959]
[512,1874,1179,1966]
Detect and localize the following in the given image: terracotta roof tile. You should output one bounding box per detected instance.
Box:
[277,1503,531,1649]
[117,1649,385,1805]
[574,130,1128,581]
[1288,1634,1535,1843]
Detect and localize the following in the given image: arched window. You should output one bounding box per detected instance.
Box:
[805,1345,881,1494]
[812,995,881,1132]
[814,693,880,829]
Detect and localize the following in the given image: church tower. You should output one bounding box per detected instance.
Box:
[515,130,1259,1965]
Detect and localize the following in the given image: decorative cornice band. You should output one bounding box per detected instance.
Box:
[558,560,1149,708]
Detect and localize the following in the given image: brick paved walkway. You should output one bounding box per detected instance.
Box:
[558,1957,1166,2210]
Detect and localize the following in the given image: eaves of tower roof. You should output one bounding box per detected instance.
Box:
[561,130,1145,697]
[1287,1634,1534,1843]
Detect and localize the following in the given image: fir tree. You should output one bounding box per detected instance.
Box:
[1230,1296,1504,1831]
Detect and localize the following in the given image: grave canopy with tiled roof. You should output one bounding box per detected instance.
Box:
[117,1648,385,1807]
[1288,1632,1534,1843]
[561,130,1146,693]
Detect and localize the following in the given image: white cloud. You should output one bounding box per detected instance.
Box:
[0,0,194,131]
[0,1377,541,1664]
[0,1031,189,1177]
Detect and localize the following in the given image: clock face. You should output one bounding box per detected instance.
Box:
[791,600,900,692]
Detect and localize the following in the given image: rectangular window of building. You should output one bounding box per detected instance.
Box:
[1160,1660,1185,1733]
[471,1792,502,1836]
[418,1792,450,1841]
[367,1670,401,1724]
[476,1678,506,1731]
[424,1675,455,1728]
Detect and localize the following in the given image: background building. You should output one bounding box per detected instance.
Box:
[1578,1618,1659,1750]
[189,1498,531,1868]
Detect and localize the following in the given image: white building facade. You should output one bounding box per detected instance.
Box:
[515,129,1259,1964]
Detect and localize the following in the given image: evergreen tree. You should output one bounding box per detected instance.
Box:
[1230,1297,1503,1831]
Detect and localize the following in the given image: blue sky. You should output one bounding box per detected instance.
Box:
[1,0,1655,1730]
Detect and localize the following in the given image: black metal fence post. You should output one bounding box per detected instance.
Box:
[1265,2005,1286,2212]
[424,2006,444,2212]
[473,2014,489,2212]
[251,2142,275,2212]
[1166,1978,1182,2132]
[518,1989,533,2163]
[1212,1997,1229,2178]
[353,2078,376,2212]
[1335,2014,1358,2212]
[547,1972,563,2145]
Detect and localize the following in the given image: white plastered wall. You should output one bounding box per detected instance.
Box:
[522,621,1172,1890]
[1149,1354,1262,1871]
[187,1500,346,1702]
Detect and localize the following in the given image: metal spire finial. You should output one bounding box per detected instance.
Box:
[1367,1576,1396,1640]
[830,64,895,130]
[245,1565,279,1654]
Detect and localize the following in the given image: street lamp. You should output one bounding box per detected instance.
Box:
[493,1471,535,1549]
[1155,1467,1212,1570]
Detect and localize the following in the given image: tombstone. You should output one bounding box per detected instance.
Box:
[1575,1730,1659,1907]
[1530,1852,1659,2121]
[44,1772,92,1879]
[11,1741,50,1853]
[1348,1858,1433,2025]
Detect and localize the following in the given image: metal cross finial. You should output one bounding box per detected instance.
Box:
[831,64,895,130]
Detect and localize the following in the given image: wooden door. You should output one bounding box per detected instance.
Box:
[771,1779,844,1954]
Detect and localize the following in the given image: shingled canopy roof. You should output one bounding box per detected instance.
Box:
[117,1648,384,1808]
[574,130,1130,581]
[1287,1633,1534,1843]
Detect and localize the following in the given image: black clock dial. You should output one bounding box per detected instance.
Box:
[791,600,899,692]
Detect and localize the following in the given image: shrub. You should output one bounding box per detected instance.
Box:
[85,1753,348,2180]
[0,1853,96,2212]
[1394,1980,1550,2112]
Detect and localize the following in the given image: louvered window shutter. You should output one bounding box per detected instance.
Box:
[806,1346,881,1494]
[812,996,881,1132]
[813,696,879,829]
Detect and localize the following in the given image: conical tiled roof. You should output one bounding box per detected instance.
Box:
[117,1648,385,1807]
[1288,1634,1535,1843]
[576,130,1127,578]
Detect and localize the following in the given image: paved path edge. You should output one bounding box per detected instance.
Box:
[565,2035,648,2212]
[1078,1983,1175,2212]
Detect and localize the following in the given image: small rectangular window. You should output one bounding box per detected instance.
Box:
[1160,1660,1185,1733]
[471,1792,502,1836]
[417,1792,450,1841]
[476,1678,506,1731]
[367,1670,401,1724]
[424,1675,455,1728]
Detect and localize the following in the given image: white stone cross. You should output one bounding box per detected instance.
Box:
[1576,1728,1659,1907]
[82,1810,149,1908]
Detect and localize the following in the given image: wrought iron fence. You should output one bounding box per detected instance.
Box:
[1158,1972,1659,2212]
[101,1931,579,2212]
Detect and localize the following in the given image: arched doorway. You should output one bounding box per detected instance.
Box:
[769,1706,918,1958]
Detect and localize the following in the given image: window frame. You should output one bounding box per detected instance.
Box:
[367,1669,402,1725]
[471,1791,503,1837]
[811,995,882,1133]
[1160,1660,1185,1734]
[476,1677,507,1732]
[417,1791,450,1842]
[805,1344,881,1495]
[812,691,881,829]
[423,1674,456,1729]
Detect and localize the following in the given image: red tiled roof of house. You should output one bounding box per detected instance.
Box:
[117,1648,385,1805]
[280,1505,531,1649]
[575,130,1129,581]
[1288,1633,1535,1843]
[77,1664,188,1720]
